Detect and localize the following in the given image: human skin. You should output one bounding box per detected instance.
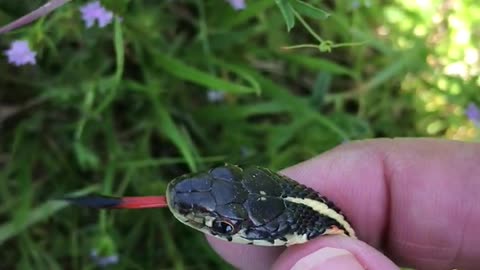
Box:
[207,138,480,270]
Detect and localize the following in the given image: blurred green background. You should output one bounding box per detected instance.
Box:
[0,0,479,269]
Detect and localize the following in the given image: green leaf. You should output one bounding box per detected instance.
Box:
[153,53,258,94]
[209,59,261,95]
[291,0,330,20]
[275,0,295,31]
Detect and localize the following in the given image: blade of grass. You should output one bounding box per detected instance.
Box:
[118,155,225,169]
[0,0,71,34]
[290,0,330,20]
[210,57,350,140]
[196,101,290,123]
[279,52,357,78]
[95,18,125,114]
[0,185,99,245]
[157,211,185,270]
[153,52,259,94]
[150,98,199,172]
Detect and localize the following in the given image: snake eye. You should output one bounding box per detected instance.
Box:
[212,220,235,235]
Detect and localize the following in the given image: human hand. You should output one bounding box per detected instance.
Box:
[207,138,480,270]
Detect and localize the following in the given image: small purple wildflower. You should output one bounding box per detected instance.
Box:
[4,40,36,66]
[227,0,246,10]
[80,1,114,28]
[466,103,480,126]
[90,249,119,267]
[207,90,225,103]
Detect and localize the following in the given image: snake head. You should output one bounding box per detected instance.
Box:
[166,165,254,242]
[166,164,356,246]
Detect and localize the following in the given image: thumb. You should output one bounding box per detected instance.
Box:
[272,236,400,270]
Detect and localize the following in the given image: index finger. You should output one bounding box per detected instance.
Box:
[207,138,480,270]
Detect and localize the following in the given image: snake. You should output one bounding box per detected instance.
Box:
[67,164,356,246]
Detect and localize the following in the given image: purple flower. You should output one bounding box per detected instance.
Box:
[80,1,114,28]
[90,250,119,267]
[466,103,480,125]
[227,0,246,10]
[207,90,225,103]
[4,40,36,66]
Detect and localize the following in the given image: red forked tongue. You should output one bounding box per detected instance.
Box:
[65,195,168,209]
[115,196,168,209]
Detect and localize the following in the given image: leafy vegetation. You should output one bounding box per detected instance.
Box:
[0,0,478,269]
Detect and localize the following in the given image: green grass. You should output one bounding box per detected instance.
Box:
[1,0,479,269]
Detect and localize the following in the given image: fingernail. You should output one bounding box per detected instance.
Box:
[290,247,365,270]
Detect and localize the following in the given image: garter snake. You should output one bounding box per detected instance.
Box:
[167,164,355,246]
[68,164,356,246]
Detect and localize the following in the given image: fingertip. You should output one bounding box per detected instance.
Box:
[289,247,365,270]
[272,236,399,270]
[206,235,284,270]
